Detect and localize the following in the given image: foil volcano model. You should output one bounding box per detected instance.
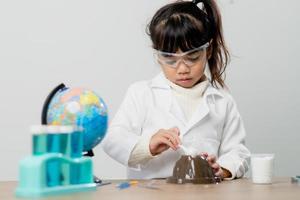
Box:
[167,155,221,184]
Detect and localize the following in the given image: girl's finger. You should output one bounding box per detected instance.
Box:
[160,137,177,150]
[200,152,208,158]
[207,155,216,164]
[170,127,180,135]
[211,163,220,169]
[162,132,179,147]
[166,130,181,145]
[215,169,223,177]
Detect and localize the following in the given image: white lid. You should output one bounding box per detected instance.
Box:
[30,125,48,134]
[46,125,61,134]
[75,126,84,132]
[59,125,75,133]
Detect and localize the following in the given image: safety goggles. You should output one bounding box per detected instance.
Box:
[154,42,209,69]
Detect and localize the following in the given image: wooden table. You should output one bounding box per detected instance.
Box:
[1,178,299,200]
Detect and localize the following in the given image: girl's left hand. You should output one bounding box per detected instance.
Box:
[200,152,231,179]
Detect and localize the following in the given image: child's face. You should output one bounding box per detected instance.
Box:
[159,48,207,88]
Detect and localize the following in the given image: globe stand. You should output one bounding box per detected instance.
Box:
[84,150,94,157]
[42,83,108,187]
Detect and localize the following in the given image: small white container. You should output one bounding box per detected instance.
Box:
[251,154,275,184]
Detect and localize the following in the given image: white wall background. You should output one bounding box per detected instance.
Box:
[0,0,299,180]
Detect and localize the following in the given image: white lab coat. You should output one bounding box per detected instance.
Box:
[102,73,250,179]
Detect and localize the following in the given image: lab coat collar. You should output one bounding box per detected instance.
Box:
[150,73,224,135]
[150,72,224,98]
[150,73,170,89]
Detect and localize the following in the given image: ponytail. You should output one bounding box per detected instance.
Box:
[193,0,230,88]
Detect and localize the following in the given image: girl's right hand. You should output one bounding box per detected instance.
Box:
[149,127,181,156]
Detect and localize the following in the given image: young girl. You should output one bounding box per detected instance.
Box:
[103,0,250,180]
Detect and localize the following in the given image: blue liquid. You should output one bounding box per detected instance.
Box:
[32,134,47,155]
[70,131,83,158]
[47,133,68,154]
[46,134,68,187]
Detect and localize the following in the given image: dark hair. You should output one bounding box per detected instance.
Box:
[147,0,230,88]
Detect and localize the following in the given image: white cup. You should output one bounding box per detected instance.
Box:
[251,154,275,184]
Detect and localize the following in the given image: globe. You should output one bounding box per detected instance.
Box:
[46,86,108,152]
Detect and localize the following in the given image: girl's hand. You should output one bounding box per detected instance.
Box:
[149,127,181,156]
[200,152,232,179]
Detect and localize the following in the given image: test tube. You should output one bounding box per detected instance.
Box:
[31,125,48,156]
[46,125,62,187]
[68,126,84,184]
[58,126,76,185]
[70,127,83,158]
